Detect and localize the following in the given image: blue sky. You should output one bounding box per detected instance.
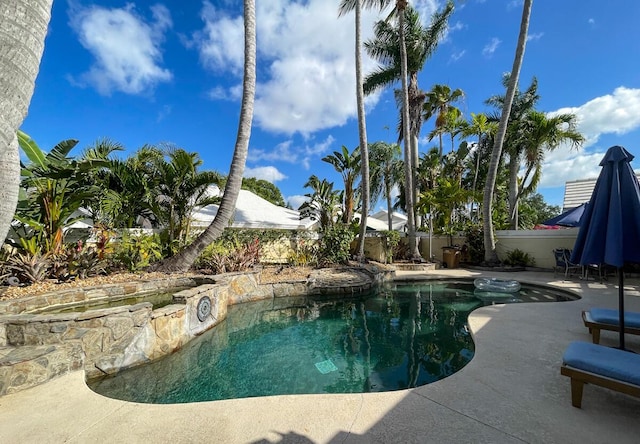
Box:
[21,0,640,211]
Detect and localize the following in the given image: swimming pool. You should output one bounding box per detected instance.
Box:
[87,279,578,403]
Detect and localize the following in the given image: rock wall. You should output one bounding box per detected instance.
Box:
[0,266,392,396]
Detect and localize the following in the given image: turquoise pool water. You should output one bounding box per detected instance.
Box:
[87,279,577,403]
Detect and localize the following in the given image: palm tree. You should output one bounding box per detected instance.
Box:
[460,113,498,215]
[156,0,256,272]
[482,0,533,263]
[364,2,454,260]
[0,0,54,247]
[339,0,382,261]
[507,110,583,228]
[298,175,342,231]
[151,146,222,249]
[96,146,162,229]
[369,141,403,230]
[423,84,464,157]
[322,145,361,224]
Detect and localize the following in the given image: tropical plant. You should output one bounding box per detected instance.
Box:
[298,175,342,231]
[318,223,354,265]
[460,113,498,213]
[150,146,222,252]
[368,141,403,230]
[155,0,256,273]
[423,84,464,157]
[93,145,160,229]
[7,250,50,284]
[322,145,361,224]
[15,131,107,254]
[363,2,454,260]
[507,110,583,228]
[483,0,533,264]
[0,0,53,247]
[338,0,375,261]
[110,231,163,272]
[503,249,535,267]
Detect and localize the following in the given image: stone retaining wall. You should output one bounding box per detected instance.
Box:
[0,266,392,396]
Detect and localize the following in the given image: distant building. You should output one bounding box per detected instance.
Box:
[563,173,640,211]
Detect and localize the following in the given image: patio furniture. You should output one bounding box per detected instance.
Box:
[553,248,581,279]
[582,308,640,344]
[561,341,640,408]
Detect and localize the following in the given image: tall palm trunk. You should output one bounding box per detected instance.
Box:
[157,0,256,272]
[482,0,532,263]
[0,0,53,247]
[354,0,370,261]
[397,1,420,260]
[508,154,520,229]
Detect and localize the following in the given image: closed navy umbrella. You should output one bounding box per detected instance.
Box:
[542,202,588,227]
[571,146,640,350]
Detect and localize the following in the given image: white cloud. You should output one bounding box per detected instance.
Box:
[248,135,335,170]
[287,194,308,210]
[526,32,544,41]
[69,3,173,95]
[449,50,466,63]
[244,166,287,183]
[192,0,386,135]
[482,37,501,57]
[539,87,640,187]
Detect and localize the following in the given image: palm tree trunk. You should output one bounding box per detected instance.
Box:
[156,0,256,272]
[355,0,370,261]
[397,2,421,261]
[482,0,532,263]
[0,0,53,247]
[508,155,520,229]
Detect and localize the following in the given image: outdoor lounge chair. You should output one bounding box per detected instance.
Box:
[553,248,581,279]
[561,341,640,408]
[582,309,640,344]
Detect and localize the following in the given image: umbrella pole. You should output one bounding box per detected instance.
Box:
[619,269,625,351]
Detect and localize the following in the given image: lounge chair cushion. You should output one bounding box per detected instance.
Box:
[562,341,640,386]
[590,308,640,328]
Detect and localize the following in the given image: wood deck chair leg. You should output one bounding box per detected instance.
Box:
[591,328,601,344]
[570,378,585,408]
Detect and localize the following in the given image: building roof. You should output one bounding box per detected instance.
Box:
[563,173,640,212]
[192,188,317,230]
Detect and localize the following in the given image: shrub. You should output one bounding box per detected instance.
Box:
[110,231,163,272]
[7,251,50,284]
[503,249,535,267]
[195,237,260,273]
[288,236,318,267]
[464,224,485,264]
[381,230,401,263]
[317,223,354,266]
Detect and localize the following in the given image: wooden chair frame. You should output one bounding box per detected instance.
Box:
[561,364,640,408]
[582,310,640,344]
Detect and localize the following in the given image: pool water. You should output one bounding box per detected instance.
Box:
[87,279,577,403]
[33,288,191,314]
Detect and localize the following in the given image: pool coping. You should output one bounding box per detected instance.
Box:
[1,269,639,443]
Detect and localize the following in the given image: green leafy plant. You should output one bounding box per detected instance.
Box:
[288,237,318,267]
[318,223,354,266]
[110,231,163,272]
[195,237,260,273]
[464,224,485,264]
[381,230,401,263]
[503,249,535,267]
[7,251,50,284]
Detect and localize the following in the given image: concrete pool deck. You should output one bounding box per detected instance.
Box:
[1,269,639,443]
